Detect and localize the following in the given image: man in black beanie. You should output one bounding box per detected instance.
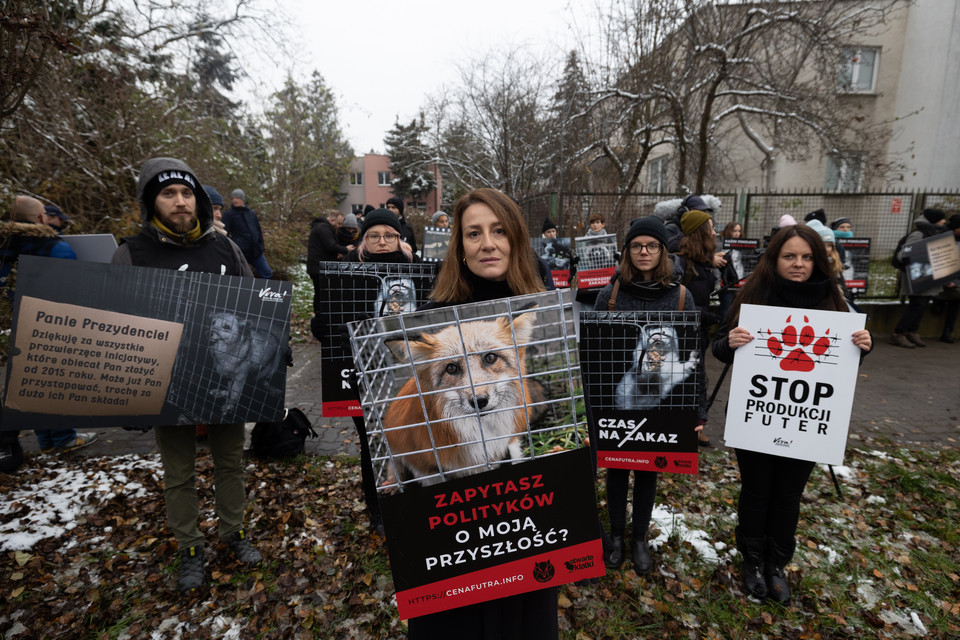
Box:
[385,196,418,254]
[112,158,263,593]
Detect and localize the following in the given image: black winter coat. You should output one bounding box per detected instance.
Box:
[223,205,265,261]
[307,218,349,278]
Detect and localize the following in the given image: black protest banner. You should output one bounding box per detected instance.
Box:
[531,237,573,288]
[2,255,290,429]
[836,237,871,295]
[314,261,437,417]
[720,238,762,287]
[901,232,959,294]
[579,310,701,474]
[348,290,601,618]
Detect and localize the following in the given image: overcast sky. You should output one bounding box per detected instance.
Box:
[243,0,598,155]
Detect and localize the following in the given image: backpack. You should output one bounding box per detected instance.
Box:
[250,408,317,459]
[891,233,911,270]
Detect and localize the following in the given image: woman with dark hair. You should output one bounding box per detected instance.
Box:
[718,221,744,324]
[593,216,698,575]
[674,210,721,446]
[345,208,420,534]
[712,224,872,604]
[409,188,555,640]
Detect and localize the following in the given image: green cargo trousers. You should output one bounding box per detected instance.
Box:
[154,423,246,549]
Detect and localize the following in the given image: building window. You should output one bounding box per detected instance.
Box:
[838,47,879,93]
[349,172,363,185]
[648,156,669,193]
[351,204,365,215]
[377,171,391,186]
[824,153,864,192]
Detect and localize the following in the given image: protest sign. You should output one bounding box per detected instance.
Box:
[720,238,762,287]
[723,304,866,465]
[836,237,871,295]
[422,226,452,263]
[531,237,573,287]
[349,289,602,619]
[314,261,437,417]
[579,310,701,474]
[574,233,617,290]
[2,255,290,430]
[902,232,960,294]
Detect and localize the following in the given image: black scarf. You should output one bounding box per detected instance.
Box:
[619,277,676,302]
[465,268,514,302]
[361,249,411,264]
[767,273,835,309]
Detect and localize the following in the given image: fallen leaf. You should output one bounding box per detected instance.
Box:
[14,551,31,567]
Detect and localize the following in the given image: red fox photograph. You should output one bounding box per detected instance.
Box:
[382,312,537,485]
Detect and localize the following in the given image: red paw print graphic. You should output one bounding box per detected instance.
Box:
[765,315,832,372]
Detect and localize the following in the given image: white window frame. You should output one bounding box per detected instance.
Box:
[349,172,363,186]
[351,204,364,214]
[837,47,880,94]
[648,156,670,193]
[824,152,864,192]
[377,171,391,186]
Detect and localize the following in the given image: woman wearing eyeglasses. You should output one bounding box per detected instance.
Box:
[593,216,698,575]
[344,208,420,264]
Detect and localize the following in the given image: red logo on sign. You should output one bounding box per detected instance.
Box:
[765,315,832,372]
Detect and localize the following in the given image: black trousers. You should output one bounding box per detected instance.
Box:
[734,448,815,550]
[894,295,931,333]
[605,469,657,537]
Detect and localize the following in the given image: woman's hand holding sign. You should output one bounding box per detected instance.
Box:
[727,326,754,350]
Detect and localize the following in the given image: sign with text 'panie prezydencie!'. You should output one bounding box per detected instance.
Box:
[723,304,865,465]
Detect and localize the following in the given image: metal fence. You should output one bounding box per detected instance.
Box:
[521,189,960,299]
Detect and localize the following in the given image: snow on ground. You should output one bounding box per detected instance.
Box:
[0,454,162,552]
[647,505,723,565]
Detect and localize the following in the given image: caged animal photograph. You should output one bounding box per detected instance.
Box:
[206,311,284,416]
[379,312,545,486]
[614,324,699,411]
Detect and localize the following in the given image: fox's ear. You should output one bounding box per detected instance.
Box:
[505,312,536,346]
[385,332,434,364]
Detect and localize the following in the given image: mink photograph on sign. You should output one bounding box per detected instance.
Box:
[421,226,452,263]
[313,261,437,417]
[531,237,573,287]
[901,232,960,295]
[574,233,618,290]
[579,310,701,473]
[723,304,866,465]
[836,237,871,295]
[2,256,291,430]
[720,238,762,287]
[348,290,603,619]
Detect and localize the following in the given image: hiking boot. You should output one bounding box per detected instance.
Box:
[698,431,711,447]
[632,538,653,575]
[55,433,98,453]
[940,334,955,344]
[888,333,914,348]
[177,546,205,593]
[765,537,793,604]
[226,529,262,566]
[736,532,768,600]
[604,534,625,569]
[905,332,926,347]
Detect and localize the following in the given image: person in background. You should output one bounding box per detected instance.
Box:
[889,209,949,348]
[112,158,262,593]
[337,213,360,248]
[713,224,871,604]
[307,210,353,315]
[674,209,720,447]
[586,213,606,236]
[223,188,272,278]
[664,194,716,252]
[593,216,699,575]
[410,188,555,640]
[542,218,558,239]
[385,196,418,255]
[717,220,744,323]
[806,220,848,300]
[40,205,71,233]
[432,210,450,229]
[803,209,827,226]
[203,186,227,236]
[1,196,97,455]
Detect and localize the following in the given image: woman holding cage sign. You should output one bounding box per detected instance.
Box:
[345,209,421,533]
[712,224,872,604]
[410,188,556,640]
[592,216,699,575]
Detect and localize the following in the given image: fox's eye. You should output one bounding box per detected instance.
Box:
[483,352,497,364]
[445,363,460,375]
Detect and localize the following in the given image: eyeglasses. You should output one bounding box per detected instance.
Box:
[628,242,662,255]
[367,233,400,244]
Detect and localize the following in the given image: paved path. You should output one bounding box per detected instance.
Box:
[11,334,960,458]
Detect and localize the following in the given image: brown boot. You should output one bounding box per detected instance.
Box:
[888,333,915,348]
[905,332,927,347]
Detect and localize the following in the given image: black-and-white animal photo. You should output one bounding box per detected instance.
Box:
[375,277,417,317]
[614,325,698,410]
[208,311,284,415]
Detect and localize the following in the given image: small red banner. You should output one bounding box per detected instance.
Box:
[322,399,362,417]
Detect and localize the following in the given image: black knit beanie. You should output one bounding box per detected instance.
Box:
[361,208,402,238]
[386,196,405,215]
[923,208,946,224]
[624,216,668,250]
[142,169,200,218]
[542,218,557,233]
[805,209,827,224]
